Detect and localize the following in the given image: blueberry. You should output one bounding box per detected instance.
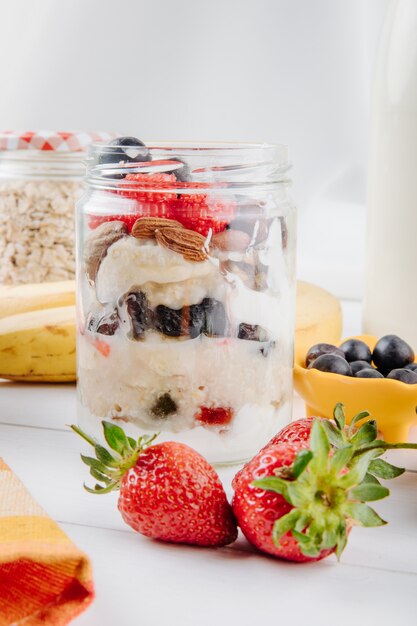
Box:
[372,335,414,375]
[155,305,183,337]
[201,298,228,337]
[168,158,191,182]
[308,353,352,376]
[188,303,206,339]
[340,339,372,363]
[126,292,153,339]
[98,137,150,166]
[305,343,345,368]
[238,323,269,342]
[150,393,177,418]
[404,362,417,372]
[355,369,384,379]
[387,368,417,384]
[350,360,375,375]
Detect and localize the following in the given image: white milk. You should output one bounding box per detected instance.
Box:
[363,0,417,347]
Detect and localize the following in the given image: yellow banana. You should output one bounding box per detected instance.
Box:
[0,280,75,320]
[0,305,76,382]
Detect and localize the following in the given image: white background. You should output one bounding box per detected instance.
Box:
[0,0,390,298]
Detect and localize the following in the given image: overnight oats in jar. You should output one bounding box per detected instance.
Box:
[76,139,296,464]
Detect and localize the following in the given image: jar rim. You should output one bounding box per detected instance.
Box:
[87,140,291,191]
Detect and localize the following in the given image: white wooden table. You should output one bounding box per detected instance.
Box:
[1,301,417,626]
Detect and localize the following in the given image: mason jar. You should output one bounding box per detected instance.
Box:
[76,140,296,464]
[0,130,115,284]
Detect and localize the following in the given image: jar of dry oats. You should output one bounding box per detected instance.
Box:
[0,130,116,284]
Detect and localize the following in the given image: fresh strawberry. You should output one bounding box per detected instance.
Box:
[175,183,236,236]
[267,417,315,446]
[232,405,417,563]
[71,422,237,547]
[88,173,178,231]
[196,406,234,426]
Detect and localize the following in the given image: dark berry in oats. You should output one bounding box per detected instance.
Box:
[340,338,372,363]
[86,309,119,335]
[196,406,234,426]
[238,323,269,342]
[305,343,345,367]
[168,158,191,182]
[308,354,352,376]
[372,334,415,375]
[99,137,150,166]
[202,298,228,337]
[126,292,153,339]
[387,368,417,384]
[404,363,417,372]
[151,393,178,418]
[189,302,206,339]
[350,360,375,375]
[96,311,119,336]
[155,305,184,337]
[355,369,384,379]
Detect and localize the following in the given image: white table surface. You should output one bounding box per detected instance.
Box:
[1,300,417,626]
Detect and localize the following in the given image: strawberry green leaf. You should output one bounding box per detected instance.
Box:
[292,450,313,478]
[253,477,289,501]
[348,410,371,437]
[368,458,405,479]
[362,473,381,485]
[350,420,378,447]
[309,420,330,471]
[321,420,345,447]
[272,509,301,544]
[127,436,137,450]
[333,403,346,431]
[340,450,379,488]
[335,522,348,560]
[102,421,130,456]
[80,454,112,476]
[89,467,112,485]
[330,445,354,474]
[345,502,387,527]
[286,482,310,508]
[349,483,389,502]
[94,444,119,468]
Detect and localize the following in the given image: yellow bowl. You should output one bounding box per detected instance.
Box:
[293,335,417,442]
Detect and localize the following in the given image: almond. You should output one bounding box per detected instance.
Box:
[211,229,251,252]
[155,227,208,262]
[131,217,184,239]
[84,221,128,282]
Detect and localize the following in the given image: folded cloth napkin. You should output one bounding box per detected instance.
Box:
[0,459,94,625]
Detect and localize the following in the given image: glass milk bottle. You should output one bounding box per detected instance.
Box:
[364,0,417,347]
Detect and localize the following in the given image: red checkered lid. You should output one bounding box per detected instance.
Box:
[0,130,117,152]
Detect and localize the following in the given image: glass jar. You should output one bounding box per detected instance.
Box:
[0,131,115,284]
[76,141,296,464]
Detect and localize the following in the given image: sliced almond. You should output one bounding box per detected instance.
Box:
[155,227,208,262]
[131,217,184,239]
[211,229,251,252]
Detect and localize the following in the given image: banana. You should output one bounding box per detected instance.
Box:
[0,305,76,382]
[0,280,75,320]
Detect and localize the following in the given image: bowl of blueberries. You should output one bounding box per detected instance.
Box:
[294,334,417,442]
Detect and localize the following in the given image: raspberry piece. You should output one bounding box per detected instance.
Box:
[88,173,178,231]
[175,183,236,236]
[196,406,234,426]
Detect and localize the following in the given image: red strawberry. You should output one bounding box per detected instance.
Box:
[196,406,234,426]
[232,418,313,490]
[88,173,178,231]
[175,183,236,236]
[232,407,415,563]
[232,442,334,562]
[71,422,237,547]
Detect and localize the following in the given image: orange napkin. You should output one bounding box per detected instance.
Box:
[0,459,94,625]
